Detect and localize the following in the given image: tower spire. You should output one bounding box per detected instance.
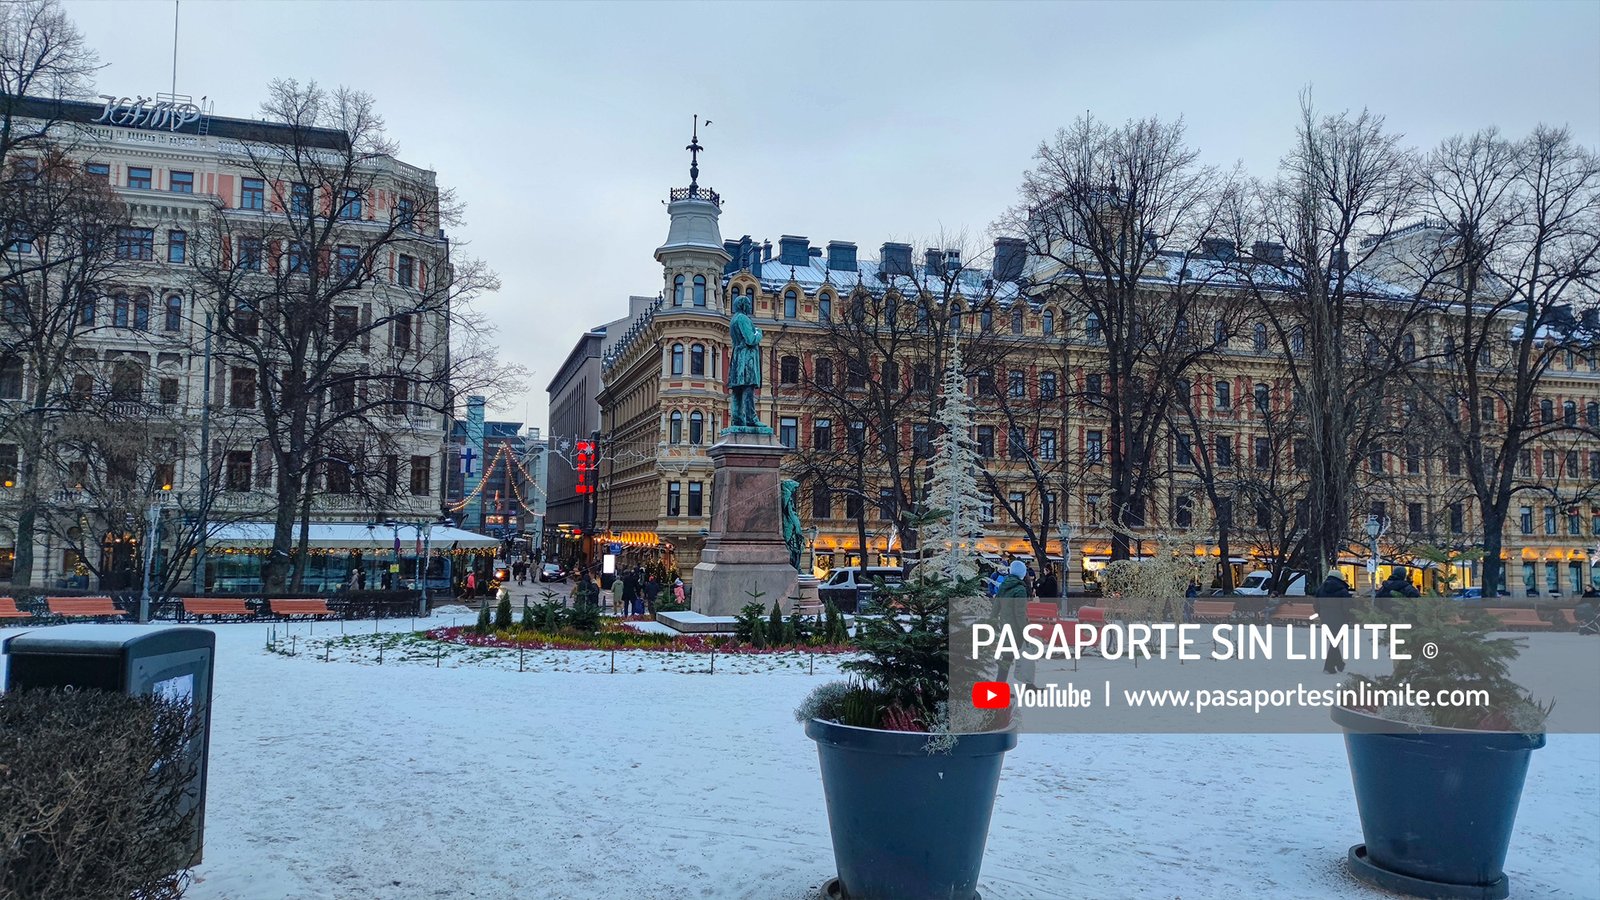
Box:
[687,114,710,190]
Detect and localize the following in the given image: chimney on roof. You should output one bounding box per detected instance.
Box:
[992,237,1026,282]
[880,242,913,277]
[778,235,810,267]
[722,239,741,275]
[808,247,822,260]
[1252,241,1285,264]
[762,240,772,262]
[1202,238,1237,261]
[944,248,961,272]
[1332,248,1349,272]
[1581,308,1598,330]
[924,248,945,277]
[826,240,857,272]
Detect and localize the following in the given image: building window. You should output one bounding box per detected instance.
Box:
[1587,401,1600,427]
[690,344,706,376]
[1367,447,1383,474]
[128,166,151,190]
[1086,373,1103,400]
[1008,371,1026,399]
[163,294,182,331]
[1011,307,1024,335]
[975,368,995,395]
[157,377,179,405]
[332,306,359,342]
[811,484,831,519]
[1519,450,1532,477]
[1042,309,1055,336]
[913,424,930,456]
[1592,451,1600,480]
[668,410,682,444]
[1519,506,1533,534]
[1540,398,1554,424]
[1215,435,1232,468]
[1404,443,1421,474]
[169,170,193,193]
[780,355,799,384]
[291,182,313,217]
[1253,383,1269,413]
[813,419,831,450]
[1544,506,1557,535]
[1040,428,1057,461]
[85,162,109,181]
[688,482,704,517]
[976,426,995,458]
[784,289,797,319]
[77,293,93,327]
[779,417,797,449]
[1082,312,1103,342]
[848,360,867,390]
[848,421,866,453]
[1544,449,1556,476]
[667,482,681,517]
[1087,430,1103,464]
[165,228,187,264]
[693,275,706,307]
[1563,400,1577,426]
[409,455,432,495]
[232,298,259,337]
[979,492,995,524]
[0,356,22,399]
[1214,381,1230,410]
[340,188,363,220]
[395,196,415,229]
[240,177,264,209]
[225,451,252,492]
[116,227,154,260]
[689,410,704,445]
[1175,496,1193,528]
[336,245,360,278]
[1290,325,1305,355]
[814,357,834,388]
[287,241,309,274]
[672,275,685,307]
[846,494,864,520]
[1568,509,1582,536]
[1039,371,1057,401]
[239,236,262,270]
[389,377,409,416]
[398,255,415,288]
[1254,436,1270,469]
[818,293,831,321]
[1407,502,1424,532]
[130,295,149,330]
[670,344,684,375]
[394,313,413,350]
[1009,426,1027,460]
[1176,434,1193,466]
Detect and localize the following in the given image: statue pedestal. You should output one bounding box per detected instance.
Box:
[795,575,822,614]
[690,433,798,616]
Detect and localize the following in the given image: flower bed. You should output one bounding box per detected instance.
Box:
[425,625,856,656]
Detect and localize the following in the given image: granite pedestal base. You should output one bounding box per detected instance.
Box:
[690,434,799,616]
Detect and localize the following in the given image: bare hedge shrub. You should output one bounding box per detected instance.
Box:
[0,688,199,899]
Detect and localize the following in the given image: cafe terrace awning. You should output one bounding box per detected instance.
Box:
[207,522,500,551]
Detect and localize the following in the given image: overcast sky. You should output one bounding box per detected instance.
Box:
[62,0,1600,429]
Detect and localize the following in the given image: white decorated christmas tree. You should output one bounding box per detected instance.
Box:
[920,338,985,583]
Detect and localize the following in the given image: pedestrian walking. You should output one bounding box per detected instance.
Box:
[673,577,686,605]
[1035,567,1060,600]
[1313,574,1354,674]
[619,566,640,617]
[1374,566,1420,614]
[643,573,660,614]
[463,570,477,601]
[993,560,1034,685]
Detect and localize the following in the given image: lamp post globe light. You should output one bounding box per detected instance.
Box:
[1056,521,1072,605]
[1364,515,1387,596]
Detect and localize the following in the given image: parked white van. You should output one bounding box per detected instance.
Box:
[1235,570,1307,596]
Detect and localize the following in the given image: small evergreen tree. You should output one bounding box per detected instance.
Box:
[734,602,766,644]
[920,339,985,584]
[519,602,537,631]
[542,603,560,633]
[494,596,513,630]
[474,604,491,635]
[768,600,786,647]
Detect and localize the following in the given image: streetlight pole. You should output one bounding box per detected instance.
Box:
[1364,515,1387,597]
[139,486,172,623]
[1057,520,1072,612]
[193,311,213,594]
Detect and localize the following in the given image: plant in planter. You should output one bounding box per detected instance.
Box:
[1334,594,1552,899]
[794,344,1015,900]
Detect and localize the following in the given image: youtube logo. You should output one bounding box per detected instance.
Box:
[971,681,1010,709]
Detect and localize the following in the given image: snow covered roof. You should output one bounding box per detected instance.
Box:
[745,256,1023,303]
[208,522,499,550]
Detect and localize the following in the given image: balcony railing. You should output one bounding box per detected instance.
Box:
[668,185,720,207]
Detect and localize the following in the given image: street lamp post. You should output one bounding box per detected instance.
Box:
[138,485,173,623]
[1364,515,1387,597]
[807,525,820,577]
[1057,521,1072,611]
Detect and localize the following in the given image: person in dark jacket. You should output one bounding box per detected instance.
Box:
[643,574,661,614]
[1374,566,1420,613]
[1035,567,1060,600]
[1313,574,1354,674]
[618,567,639,616]
[993,561,1034,684]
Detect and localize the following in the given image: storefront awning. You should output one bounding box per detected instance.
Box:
[207,522,500,551]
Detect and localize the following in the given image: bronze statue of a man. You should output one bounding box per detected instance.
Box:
[727,295,770,432]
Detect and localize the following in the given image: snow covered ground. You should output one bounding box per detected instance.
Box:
[2,616,1596,899]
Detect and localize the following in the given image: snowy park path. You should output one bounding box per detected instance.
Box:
[3,616,1596,899]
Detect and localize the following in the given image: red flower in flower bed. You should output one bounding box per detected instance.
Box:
[424,626,855,656]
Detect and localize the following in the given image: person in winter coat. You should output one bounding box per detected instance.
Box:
[1035,567,1060,600]
[619,568,640,616]
[672,578,686,605]
[1313,574,1354,674]
[1374,566,1420,613]
[643,575,661,614]
[994,560,1035,685]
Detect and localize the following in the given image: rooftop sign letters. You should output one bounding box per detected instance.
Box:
[92,95,203,133]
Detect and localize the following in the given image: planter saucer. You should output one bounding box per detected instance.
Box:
[822,877,979,900]
[1347,845,1508,900]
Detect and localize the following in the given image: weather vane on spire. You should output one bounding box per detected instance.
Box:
[688,114,711,189]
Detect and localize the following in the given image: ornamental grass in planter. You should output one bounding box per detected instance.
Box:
[796,570,1014,900]
[1334,595,1551,900]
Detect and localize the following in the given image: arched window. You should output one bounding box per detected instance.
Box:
[1042,309,1055,336]
[1563,400,1577,426]
[1402,332,1416,361]
[1008,371,1026,399]
[814,357,834,388]
[689,410,704,445]
[1040,371,1058,400]
[164,294,182,331]
[690,344,705,376]
[672,275,685,307]
[1213,319,1228,347]
[1214,381,1231,410]
[1253,322,1268,352]
[1540,398,1554,424]
[1587,401,1599,427]
[670,343,684,375]
[112,292,130,328]
[980,307,993,332]
[1011,307,1024,335]
[109,359,143,402]
[669,410,683,444]
[1254,382,1270,413]
[784,289,797,319]
[1290,325,1306,355]
[818,292,831,321]
[780,355,800,384]
[1086,312,1101,342]
[693,275,707,307]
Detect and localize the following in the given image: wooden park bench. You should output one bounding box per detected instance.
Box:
[1270,602,1317,625]
[1486,607,1552,631]
[47,596,126,620]
[1189,599,1236,624]
[268,598,336,620]
[0,597,34,622]
[182,598,254,621]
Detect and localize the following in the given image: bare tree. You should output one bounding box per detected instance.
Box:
[0,0,100,170]
[1001,114,1241,560]
[1381,125,1600,595]
[187,80,499,591]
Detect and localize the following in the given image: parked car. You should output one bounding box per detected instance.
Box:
[1234,569,1307,596]
[1452,587,1511,600]
[538,563,566,583]
[819,566,906,613]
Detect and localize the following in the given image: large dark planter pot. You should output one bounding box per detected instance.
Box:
[805,718,1016,900]
[1331,705,1545,900]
